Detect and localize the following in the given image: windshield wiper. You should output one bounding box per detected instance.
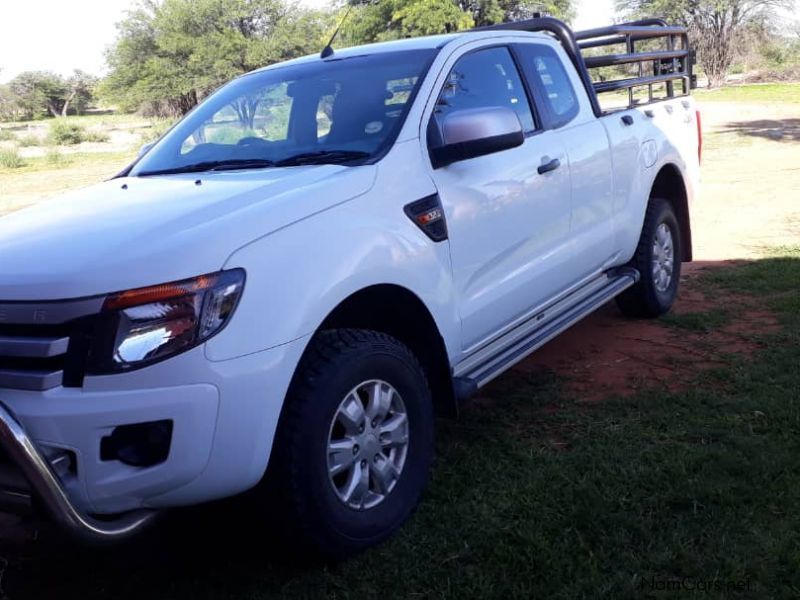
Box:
[138,158,275,177]
[276,150,371,167]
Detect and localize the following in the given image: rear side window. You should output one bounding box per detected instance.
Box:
[434,47,536,133]
[515,44,579,128]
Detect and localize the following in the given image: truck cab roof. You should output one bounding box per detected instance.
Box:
[250,29,554,76]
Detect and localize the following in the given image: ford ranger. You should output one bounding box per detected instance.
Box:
[0,17,701,556]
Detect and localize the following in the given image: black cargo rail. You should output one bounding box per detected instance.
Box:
[474,16,694,115]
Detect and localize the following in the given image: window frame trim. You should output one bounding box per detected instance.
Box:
[427,43,543,144]
[512,42,580,131]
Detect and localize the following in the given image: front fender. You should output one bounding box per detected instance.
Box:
[206,142,459,363]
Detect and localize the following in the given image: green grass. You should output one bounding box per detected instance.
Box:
[0,147,24,169]
[0,150,133,176]
[3,248,800,599]
[695,82,800,104]
[662,309,730,332]
[16,133,43,147]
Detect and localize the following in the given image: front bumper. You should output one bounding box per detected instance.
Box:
[0,401,157,542]
[0,336,310,541]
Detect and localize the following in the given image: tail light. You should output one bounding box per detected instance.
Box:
[696,109,702,164]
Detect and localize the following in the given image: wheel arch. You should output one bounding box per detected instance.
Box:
[311,284,457,417]
[650,163,693,262]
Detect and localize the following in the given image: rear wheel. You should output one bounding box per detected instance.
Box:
[616,197,682,318]
[266,329,434,558]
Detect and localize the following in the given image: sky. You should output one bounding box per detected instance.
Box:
[0,0,796,83]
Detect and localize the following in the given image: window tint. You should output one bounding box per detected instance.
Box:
[516,44,579,127]
[435,47,535,133]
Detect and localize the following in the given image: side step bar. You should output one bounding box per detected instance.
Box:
[454,268,639,393]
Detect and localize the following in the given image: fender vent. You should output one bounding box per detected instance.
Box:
[404,194,448,242]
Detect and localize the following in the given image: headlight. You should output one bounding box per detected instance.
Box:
[87,269,245,374]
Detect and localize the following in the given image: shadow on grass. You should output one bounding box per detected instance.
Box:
[1,250,799,599]
[719,118,800,142]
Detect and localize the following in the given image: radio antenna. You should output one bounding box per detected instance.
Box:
[321,4,353,59]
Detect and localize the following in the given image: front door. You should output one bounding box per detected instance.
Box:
[425,45,575,351]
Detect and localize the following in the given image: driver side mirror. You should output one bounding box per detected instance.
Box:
[429,106,524,169]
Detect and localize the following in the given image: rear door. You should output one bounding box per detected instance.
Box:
[424,45,574,351]
[515,42,617,275]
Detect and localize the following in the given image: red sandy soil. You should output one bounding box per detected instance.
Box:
[509,262,781,402]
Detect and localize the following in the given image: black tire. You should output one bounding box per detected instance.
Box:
[616,197,682,318]
[265,329,434,558]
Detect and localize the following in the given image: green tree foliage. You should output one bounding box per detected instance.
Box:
[341,0,575,45]
[101,0,331,117]
[0,71,97,121]
[6,72,67,119]
[615,0,792,87]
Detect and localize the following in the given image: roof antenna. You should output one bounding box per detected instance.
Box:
[321,4,353,59]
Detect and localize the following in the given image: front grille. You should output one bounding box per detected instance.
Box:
[0,298,104,391]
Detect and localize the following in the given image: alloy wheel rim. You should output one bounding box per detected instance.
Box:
[651,222,675,293]
[326,379,409,510]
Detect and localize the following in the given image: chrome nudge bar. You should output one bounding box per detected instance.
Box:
[0,402,158,543]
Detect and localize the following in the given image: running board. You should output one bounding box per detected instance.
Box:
[453,267,639,394]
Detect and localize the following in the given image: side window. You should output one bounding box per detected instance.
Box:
[515,44,579,128]
[435,47,535,133]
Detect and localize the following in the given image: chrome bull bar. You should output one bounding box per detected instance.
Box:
[0,402,159,543]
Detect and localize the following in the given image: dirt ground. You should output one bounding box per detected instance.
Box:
[510,99,800,401]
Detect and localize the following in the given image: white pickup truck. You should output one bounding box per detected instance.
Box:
[0,17,700,555]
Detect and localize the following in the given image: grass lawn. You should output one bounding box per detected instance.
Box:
[6,247,800,599]
[694,82,800,104]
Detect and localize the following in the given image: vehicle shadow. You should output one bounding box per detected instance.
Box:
[0,497,327,599]
[719,118,800,142]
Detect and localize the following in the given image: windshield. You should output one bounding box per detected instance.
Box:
[132,49,437,176]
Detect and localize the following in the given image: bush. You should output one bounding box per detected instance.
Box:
[47,120,86,145]
[84,130,110,143]
[0,148,24,169]
[17,134,41,147]
[0,129,15,141]
[45,148,70,167]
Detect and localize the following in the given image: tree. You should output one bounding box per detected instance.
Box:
[6,71,68,118]
[341,0,574,45]
[62,71,98,116]
[101,0,330,117]
[615,0,792,87]
[463,0,575,28]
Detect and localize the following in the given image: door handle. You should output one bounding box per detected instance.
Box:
[537,158,561,175]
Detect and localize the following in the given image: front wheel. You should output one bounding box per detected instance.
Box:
[616,197,682,318]
[266,329,434,558]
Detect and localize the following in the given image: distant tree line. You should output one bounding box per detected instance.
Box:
[98,0,575,118]
[0,70,97,121]
[616,0,794,87]
[0,0,795,122]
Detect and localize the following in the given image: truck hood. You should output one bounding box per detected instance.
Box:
[0,165,376,300]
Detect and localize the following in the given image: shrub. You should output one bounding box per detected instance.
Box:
[17,134,41,147]
[84,130,110,143]
[0,148,24,169]
[45,148,70,167]
[0,129,14,141]
[47,120,86,145]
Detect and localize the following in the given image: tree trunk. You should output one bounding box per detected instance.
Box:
[61,91,77,117]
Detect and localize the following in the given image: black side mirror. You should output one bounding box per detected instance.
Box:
[429,106,524,169]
